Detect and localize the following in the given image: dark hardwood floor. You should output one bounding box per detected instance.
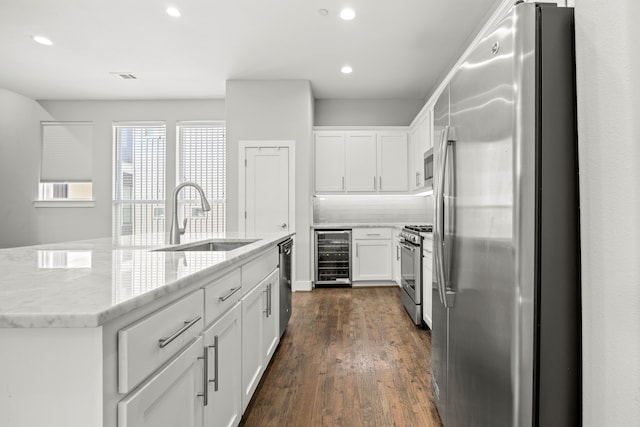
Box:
[240,286,443,427]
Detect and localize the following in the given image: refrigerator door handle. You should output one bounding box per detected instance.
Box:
[436,125,456,308]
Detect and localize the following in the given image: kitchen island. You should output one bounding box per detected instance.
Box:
[0,231,293,427]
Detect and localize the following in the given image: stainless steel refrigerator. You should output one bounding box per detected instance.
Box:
[431,3,581,426]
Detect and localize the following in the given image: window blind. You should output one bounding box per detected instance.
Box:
[177,122,226,233]
[113,124,166,245]
[41,122,93,182]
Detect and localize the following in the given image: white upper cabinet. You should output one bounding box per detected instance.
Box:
[315,129,408,194]
[408,109,433,191]
[315,131,346,192]
[378,132,408,192]
[346,131,377,191]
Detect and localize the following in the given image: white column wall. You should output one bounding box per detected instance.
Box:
[574,0,640,424]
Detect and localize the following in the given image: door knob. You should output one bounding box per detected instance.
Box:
[280,223,287,228]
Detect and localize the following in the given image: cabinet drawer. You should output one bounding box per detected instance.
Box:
[204,268,242,326]
[118,290,204,394]
[353,228,392,240]
[242,249,278,295]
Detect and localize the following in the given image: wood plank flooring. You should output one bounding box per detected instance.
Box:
[240,286,443,427]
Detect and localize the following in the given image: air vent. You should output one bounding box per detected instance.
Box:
[110,72,137,80]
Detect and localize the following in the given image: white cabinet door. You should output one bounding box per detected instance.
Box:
[378,132,408,192]
[353,240,393,281]
[118,337,204,427]
[262,269,280,364]
[393,233,401,286]
[422,237,433,329]
[204,303,242,427]
[408,126,420,190]
[346,131,377,191]
[315,132,346,192]
[241,280,266,411]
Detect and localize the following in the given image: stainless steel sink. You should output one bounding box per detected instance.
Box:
[155,239,258,252]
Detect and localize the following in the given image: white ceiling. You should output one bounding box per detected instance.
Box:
[0,0,500,101]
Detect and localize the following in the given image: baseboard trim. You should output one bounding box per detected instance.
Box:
[352,281,398,288]
[293,280,312,292]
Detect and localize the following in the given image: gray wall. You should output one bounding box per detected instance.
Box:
[314,98,424,126]
[225,80,314,286]
[575,0,640,424]
[0,89,52,247]
[0,91,225,248]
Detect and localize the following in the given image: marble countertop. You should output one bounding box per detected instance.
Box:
[0,231,293,328]
[312,223,407,229]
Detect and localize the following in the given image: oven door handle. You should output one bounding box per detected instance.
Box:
[399,242,418,252]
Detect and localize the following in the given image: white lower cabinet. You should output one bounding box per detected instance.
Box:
[240,280,266,411]
[353,239,393,281]
[393,230,401,286]
[241,268,280,412]
[263,269,280,363]
[118,337,205,427]
[204,303,242,427]
[352,228,393,282]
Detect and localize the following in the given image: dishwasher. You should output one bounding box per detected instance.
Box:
[278,238,293,337]
[314,230,352,287]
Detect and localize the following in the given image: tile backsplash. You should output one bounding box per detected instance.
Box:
[314,195,433,224]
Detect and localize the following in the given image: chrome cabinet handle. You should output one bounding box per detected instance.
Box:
[219,287,241,302]
[379,176,382,190]
[356,243,359,257]
[267,283,272,316]
[373,176,377,190]
[158,316,201,348]
[366,233,381,236]
[396,245,400,260]
[280,223,287,228]
[197,345,209,406]
[342,176,345,190]
[262,287,269,316]
[210,337,219,392]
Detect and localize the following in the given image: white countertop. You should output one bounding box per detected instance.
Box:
[313,223,412,229]
[0,232,293,328]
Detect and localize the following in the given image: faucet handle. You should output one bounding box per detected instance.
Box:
[179,218,188,235]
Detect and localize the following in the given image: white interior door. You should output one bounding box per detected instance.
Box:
[244,146,290,233]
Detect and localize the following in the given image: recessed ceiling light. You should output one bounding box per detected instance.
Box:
[341,65,353,74]
[166,7,181,18]
[340,8,356,20]
[318,9,329,16]
[32,35,53,46]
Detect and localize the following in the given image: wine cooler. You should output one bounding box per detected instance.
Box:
[314,230,352,286]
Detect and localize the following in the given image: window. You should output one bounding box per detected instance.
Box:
[112,123,166,246]
[176,122,226,235]
[37,122,93,205]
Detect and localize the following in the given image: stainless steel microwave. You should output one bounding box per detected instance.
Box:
[424,148,433,189]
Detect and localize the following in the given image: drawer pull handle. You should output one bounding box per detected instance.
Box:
[210,336,219,392]
[219,287,241,302]
[366,233,381,236]
[158,316,201,349]
[197,345,209,406]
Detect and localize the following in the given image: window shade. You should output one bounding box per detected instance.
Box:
[177,122,225,200]
[112,125,166,245]
[177,122,226,233]
[41,122,93,182]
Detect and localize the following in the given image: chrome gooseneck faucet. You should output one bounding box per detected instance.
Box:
[170,182,211,245]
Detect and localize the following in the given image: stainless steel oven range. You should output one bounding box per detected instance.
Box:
[400,224,432,325]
